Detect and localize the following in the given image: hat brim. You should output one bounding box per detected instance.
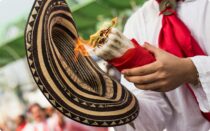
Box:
[25,0,139,127]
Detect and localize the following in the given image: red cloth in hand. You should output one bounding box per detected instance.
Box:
[108,39,156,72]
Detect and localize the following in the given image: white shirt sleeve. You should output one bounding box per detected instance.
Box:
[191,56,210,112]
[189,2,210,113]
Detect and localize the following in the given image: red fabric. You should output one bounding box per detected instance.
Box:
[108,2,210,121]
[108,39,155,72]
[16,122,27,131]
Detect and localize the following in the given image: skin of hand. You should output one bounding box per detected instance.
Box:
[93,28,134,60]
[122,43,199,92]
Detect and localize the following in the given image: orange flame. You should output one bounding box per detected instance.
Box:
[74,17,118,61]
[74,38,90,61]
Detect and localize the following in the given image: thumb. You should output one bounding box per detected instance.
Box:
[143,42,159,55]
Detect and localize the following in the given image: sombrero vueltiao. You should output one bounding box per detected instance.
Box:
[25,0,139,127]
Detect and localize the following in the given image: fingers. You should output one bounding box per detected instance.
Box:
[124,72,172,92]
[143,43,161,56]
[109,28,132,48]
[125,72,159,85]
[107,34,122,49]
[134,81,168,91]
[108,33,134,53]
[93,46,109,60]
[93,40,122,60]
[111,28,122,39]
[122,62,159,76]
[103,44,122,58]
[93,28,133,60]
[93,47,106,59]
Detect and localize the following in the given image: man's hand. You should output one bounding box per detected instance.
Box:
[122,43,199,92]
[93,28,134,60]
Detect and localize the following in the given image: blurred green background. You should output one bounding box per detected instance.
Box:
[0,0,145,67]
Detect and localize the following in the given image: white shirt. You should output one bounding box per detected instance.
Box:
[21,121,49,131]
[115,0,210,130]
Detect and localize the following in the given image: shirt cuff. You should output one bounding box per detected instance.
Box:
[190,56,210,112]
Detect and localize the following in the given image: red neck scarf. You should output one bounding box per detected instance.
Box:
[157,0,205,57]
[109,0,210,122]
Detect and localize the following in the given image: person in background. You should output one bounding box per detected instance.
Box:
[0,121,10,131]
[15,115,27,131]
[28,103,50,131]
[48,110,109,131]
[44,106,55,119]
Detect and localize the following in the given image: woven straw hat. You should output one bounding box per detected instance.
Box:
[25,0,139,127]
